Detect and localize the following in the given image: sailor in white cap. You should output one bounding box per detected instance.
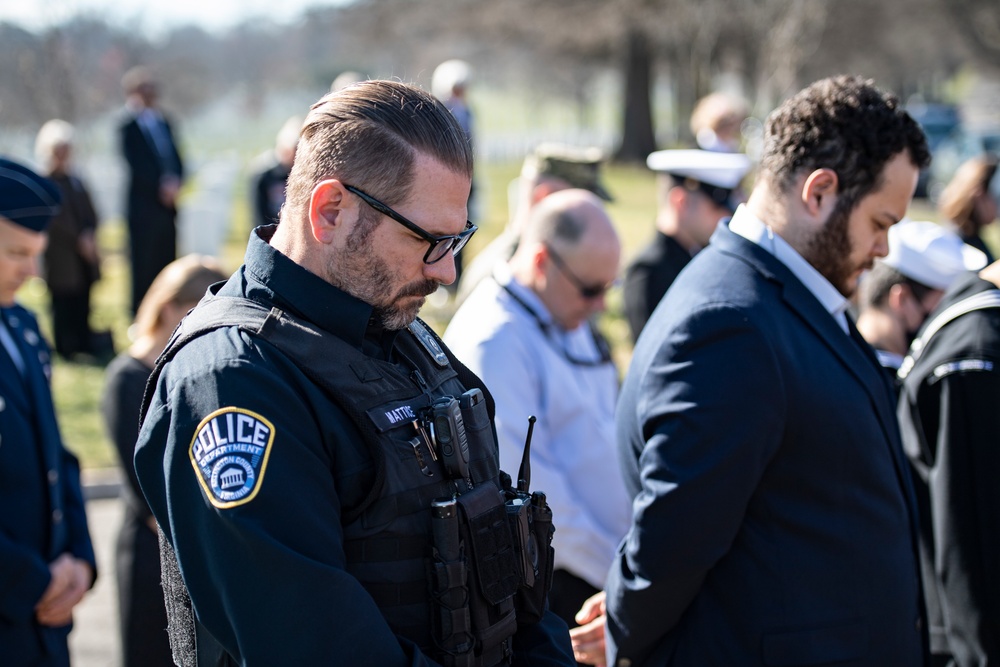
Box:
[856,219,987,383]
[623,148,752,342]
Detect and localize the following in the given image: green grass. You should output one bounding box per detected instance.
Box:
[27,159,988,470]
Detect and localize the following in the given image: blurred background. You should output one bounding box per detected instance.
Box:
[1,1,999,664]
[1,0,998,475]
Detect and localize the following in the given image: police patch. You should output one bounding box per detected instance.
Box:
[189,407,275,509]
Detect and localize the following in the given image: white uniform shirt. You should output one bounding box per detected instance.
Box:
[444,265,632,588]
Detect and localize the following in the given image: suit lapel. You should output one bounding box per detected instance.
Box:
[715,226,918,514]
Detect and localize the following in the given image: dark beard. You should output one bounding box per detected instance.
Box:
[802,203,859,297]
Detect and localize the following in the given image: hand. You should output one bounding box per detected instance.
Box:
[36,555,93,627]
[159,176,181,208]
[77,230,99,265]
[570,590,607,666]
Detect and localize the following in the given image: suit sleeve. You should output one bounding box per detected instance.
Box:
[920,367,1000,662]
[135,349,446,667]
[606,304,785,665]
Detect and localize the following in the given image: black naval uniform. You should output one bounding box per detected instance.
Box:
[622,232,694,344]
[898,271,1000,666]
[134,225,573,666]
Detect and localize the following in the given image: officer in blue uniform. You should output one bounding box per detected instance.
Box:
[134,81,574,666]
[0,157,96,666]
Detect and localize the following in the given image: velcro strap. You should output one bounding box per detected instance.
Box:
[432,561,468,593]
[343,536,427,562]
[364,580,428,607]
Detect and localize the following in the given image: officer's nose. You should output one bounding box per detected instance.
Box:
[426,251,457,286]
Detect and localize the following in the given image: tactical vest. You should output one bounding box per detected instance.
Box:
[140,294,525,667]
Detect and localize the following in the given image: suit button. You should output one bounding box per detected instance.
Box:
[48,469,58,484]
[52,509,63,523]
[916,617,923,633]
[0,396,5,411]
[617,660,632,667]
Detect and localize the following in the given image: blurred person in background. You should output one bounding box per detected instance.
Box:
[102,254,226,667]
[445,190,631,657]
[623,148,751,343]
[0,157,95,667]
[856,220,986,390]
[119,65,185,314]
[937,153,998,264]
[249,116,302,229]
[34,120,104,360]
[689,91,750,154]
[457,143,613,307]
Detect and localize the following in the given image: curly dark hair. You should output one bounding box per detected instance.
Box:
[759,75,930,213]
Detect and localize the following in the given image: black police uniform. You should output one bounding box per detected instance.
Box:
[134,225,573,666]
[622,231,693,344]
[0,304,96,667]
[898,271,1000,666]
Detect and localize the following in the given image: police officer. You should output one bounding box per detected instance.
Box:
[134,81,574,666]
[0,157,96,667]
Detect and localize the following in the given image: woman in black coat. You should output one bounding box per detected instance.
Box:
[101,255,226,667]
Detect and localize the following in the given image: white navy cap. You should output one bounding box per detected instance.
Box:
[646,149,751,189]
[646,149,751,211]
[884,220,988,290]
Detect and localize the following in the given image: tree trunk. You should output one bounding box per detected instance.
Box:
[614,26,656,163]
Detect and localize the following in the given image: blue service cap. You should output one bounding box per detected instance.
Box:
[0,157,61,232]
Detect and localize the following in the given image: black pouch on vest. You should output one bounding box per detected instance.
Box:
[456,483,519,664]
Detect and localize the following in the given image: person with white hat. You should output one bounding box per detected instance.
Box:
[622,148,752,343]
[0,157,96,667]
[856,219,987,384]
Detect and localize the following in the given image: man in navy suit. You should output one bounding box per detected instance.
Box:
[572,76,932,667]
[120,66,185,314]
[0,158,96,666]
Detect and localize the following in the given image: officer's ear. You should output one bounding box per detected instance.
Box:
[308,180,349,245]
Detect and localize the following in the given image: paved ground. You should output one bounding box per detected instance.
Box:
[70,473,124,667]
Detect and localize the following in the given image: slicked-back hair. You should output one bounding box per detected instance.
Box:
[759,75,930,216]
[284,80,473,219]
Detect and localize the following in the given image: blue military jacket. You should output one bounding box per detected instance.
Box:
[0,304,95,664]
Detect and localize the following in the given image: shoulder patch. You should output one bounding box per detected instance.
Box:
[408,320,449,367]
[188,407,275,509]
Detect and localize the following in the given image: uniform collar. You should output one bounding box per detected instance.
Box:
[234,225,400,356]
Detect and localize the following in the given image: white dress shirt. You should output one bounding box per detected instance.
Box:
[729,204,851,333]
[444,265,632,588]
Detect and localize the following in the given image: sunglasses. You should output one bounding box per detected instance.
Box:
[544,244,616,299]
[344,184,477,265]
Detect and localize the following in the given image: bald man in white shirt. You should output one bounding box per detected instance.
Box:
[445,189,631,644]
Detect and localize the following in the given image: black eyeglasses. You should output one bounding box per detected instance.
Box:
[544,244,616,299]
[344,184,477,265]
